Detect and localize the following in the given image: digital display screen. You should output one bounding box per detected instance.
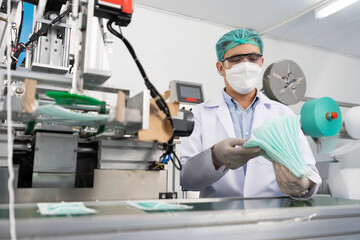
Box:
[177,83,203,103]
[179,85,202,99]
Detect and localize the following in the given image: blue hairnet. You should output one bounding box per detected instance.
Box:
[216,29,263,61]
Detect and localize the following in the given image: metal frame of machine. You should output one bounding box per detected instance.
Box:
[0,0,195,205]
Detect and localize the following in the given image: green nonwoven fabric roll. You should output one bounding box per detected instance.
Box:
[300,97,342,137]
[244,115,312,178]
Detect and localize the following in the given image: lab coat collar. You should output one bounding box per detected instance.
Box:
[203,88,272,108]
[256,90,272,106]
[203,91,224,108]
[201,90,235,137]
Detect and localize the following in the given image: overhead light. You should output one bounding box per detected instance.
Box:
[315,0,359,19]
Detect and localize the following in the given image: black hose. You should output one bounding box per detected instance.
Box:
[107,19,181,170]
[106,20,172,118]
[16,2,24,47]
[9,1,24,66]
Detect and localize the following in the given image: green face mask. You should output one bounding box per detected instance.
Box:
[37,202,97,216]
[127,201,193,211]
[244,115,312,178]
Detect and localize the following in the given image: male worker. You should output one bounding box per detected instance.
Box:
[180,29,321,199]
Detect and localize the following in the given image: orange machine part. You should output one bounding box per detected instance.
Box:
[99,0,133,14]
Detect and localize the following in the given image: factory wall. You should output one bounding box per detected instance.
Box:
[102,5,360,105]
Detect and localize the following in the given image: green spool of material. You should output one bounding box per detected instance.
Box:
[46,91,103,106]
[300,97,342,137]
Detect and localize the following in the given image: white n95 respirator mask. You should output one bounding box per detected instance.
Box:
[224,62,262,94]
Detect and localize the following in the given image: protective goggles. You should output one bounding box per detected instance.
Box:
[221,53,263,68]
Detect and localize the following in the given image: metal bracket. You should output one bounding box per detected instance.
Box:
[159,192,177,199]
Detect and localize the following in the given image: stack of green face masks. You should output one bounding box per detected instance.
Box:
[244,115,312,178]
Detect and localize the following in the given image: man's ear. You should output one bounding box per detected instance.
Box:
[216,62,225,77]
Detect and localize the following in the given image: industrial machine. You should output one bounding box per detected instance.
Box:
[263,59,306,106]
[263,59,360,199]
[1,3,360,239]
[169,80,204,106]
[0,0,195,204]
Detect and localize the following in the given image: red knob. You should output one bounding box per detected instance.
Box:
[326,112,338,120]
[331,112,338,119]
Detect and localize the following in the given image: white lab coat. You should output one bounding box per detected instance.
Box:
[180,90,322,198]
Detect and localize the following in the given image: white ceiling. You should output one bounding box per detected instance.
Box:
[134,0,360,58]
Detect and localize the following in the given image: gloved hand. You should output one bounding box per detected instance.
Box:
[273,162,313,196]
[211,138,265,170]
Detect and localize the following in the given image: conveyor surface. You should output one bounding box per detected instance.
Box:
[1,196,360,239]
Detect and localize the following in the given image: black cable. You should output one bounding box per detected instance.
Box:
[28,5,71,43]
[107,20,172,119]
[171,153,182,171]
[107,22,161,97]
[11,5,72,69]
[107,19,181,170]
[16,1,24,47]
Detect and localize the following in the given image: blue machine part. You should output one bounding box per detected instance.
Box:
[17,2,34,66]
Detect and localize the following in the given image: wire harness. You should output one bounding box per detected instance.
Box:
[10,5,72,69]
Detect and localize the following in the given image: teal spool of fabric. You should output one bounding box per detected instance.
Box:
[300,97,342,137]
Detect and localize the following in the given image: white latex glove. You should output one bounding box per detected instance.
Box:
[273,162,313,196]
[211,138,265,170]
